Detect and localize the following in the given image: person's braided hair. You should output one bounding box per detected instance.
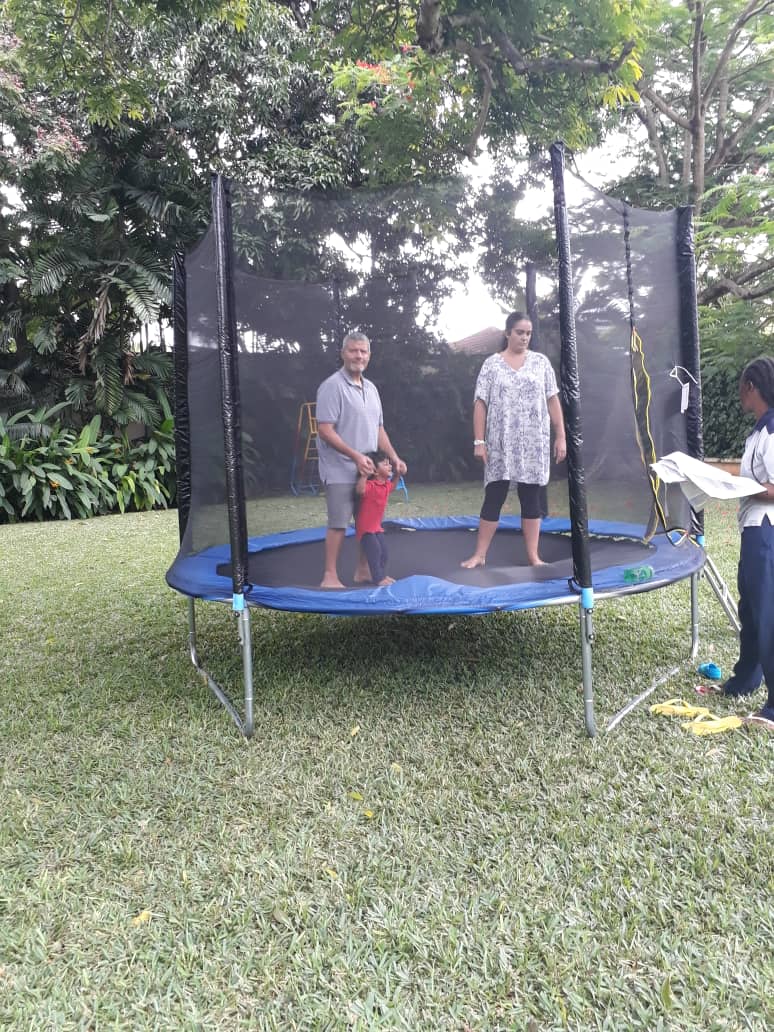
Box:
[741,356,774,408]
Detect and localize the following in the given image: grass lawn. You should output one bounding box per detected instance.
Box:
[0,494,771,1030]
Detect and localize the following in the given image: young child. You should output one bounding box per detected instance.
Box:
[355,450,397,586]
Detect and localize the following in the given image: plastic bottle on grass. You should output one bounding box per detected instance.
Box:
[623,565,655,585]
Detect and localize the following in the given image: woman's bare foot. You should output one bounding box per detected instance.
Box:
[377,576,395,586]
[461,555,486,569]
[527,557,547,567]
[320,575,346,589]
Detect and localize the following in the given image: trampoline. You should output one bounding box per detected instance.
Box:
[167,516,704,616]
[167,142,717,739]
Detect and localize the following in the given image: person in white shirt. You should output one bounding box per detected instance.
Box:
[721,355,774,730]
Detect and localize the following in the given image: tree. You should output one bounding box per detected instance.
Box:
[3,0,651,424]
[0,2,348,423]
[302,0,647,175]
[609,1,773,371]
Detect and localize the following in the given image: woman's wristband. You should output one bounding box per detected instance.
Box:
[473,439,485,446]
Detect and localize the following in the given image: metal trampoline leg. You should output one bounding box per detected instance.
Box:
[187,597,200,670]
[607,573,701,731]
[185,597,254,738]
[238,606,254,738]
[579,602,596,738]
[690,571,700,660]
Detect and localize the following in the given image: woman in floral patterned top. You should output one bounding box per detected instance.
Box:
[461,312,567,568]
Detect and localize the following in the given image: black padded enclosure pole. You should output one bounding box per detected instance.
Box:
[676,206,705,539]
[172,250,191,543]
[526,262,540,352]
[550,142,592,591]
[212,174,249,594]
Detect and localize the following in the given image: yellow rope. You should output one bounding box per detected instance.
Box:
[631,327,670,534]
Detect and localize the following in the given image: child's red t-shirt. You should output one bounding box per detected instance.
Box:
[355,478,395,539]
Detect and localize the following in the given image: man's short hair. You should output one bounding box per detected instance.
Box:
[342,330,370,349]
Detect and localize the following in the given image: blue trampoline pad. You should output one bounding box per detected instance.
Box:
[166,516,706,616]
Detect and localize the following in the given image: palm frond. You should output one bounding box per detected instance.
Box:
[29,248,91,295]
[79,283,112,351]
[131,349,173,380]
[93,354,125,416]
[123,186,186,225]
[126,260,172,306]
[151,382,173,422]
[113,389,161,427]
[0,368,32,397]
[110,270,162,322]
[31,321,58,355]
[0,259,24,285]
[64,379,93,410]
[1,422,51,441]
[1,310,24,349]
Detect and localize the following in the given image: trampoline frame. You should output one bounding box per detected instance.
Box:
[170,142,729,740]
[180,552,705,741]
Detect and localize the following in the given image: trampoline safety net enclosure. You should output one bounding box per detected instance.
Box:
[167,144,707,736]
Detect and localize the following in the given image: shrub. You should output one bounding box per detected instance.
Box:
[109,420,176,514]
[0,408,176,522]
[701,368,751,459]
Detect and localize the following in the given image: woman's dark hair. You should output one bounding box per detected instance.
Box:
[499,311,531,351]
[740,356,774,408]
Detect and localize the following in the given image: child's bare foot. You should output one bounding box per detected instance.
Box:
[461,555,486,569]
[377,576,395,586]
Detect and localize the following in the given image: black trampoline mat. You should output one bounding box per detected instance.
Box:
[216,526,655,589]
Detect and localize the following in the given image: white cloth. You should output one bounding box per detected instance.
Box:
[649,451,761,511]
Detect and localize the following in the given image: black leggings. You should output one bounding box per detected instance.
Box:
[480,480,547,522]
[361,532,389,583]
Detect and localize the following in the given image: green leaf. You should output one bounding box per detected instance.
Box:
[31,321,58,355]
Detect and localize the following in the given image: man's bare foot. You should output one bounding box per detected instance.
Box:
[320,575,346,589]
[461,555,486,569]
[377,576,395,586]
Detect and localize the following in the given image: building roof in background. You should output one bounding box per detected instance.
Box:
[448,326,502,355]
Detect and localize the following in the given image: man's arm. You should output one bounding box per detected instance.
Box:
[377,426,407,475]
[318,422,374,476]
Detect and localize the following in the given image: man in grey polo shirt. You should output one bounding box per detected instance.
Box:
[317,331,407,588]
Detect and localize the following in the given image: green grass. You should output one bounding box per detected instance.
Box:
[0,495,771,1030]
